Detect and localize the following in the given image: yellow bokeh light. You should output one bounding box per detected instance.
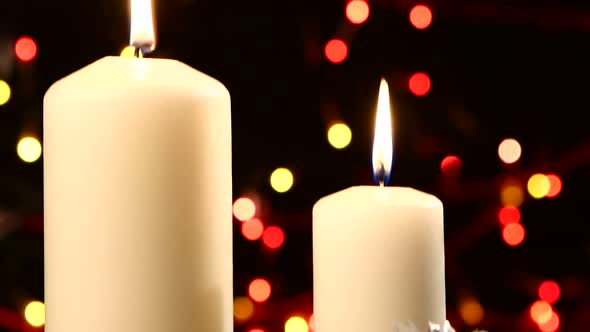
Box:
[528,173,550,199]
[24,301,45,327]
[0,80,11,106]
[459,298,484,326]
[233,296,254,321]
[285,316,308,332]
[501,184,524,207]
[17,137,42,163]
[270,168,294,193]
[498,138,522,164]
[327,123,352,149]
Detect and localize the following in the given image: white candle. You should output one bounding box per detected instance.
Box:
[43,1,232,331]
[313,79,446,332]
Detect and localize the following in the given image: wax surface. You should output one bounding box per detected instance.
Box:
[44,57,232,332]
[313,186,446,332]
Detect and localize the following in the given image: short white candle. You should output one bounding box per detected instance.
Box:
[313,79,446,332]
[43,1,232,331]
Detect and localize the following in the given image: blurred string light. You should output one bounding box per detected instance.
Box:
[17,137,42,163]
[539,281,560,304]
[270,168,294,193]
[498,206,520,225]
[262,226,285,249]
[327,123,352,149]
[440,155,462,177]
[500,181,524,207]
[409,5,433,30]
[538,311,560,332]
[498,138,521,164]
[346,0,370,25]
[24,301,45,327]
[15,37,37,62]
[458,297,484,326]
[233,296,254,321]
[546,174,562,198]
[285,316,308,332]
[530,300,553,325]
[409,72,431,96]
[0,80,10,106]
[324,39,348,64]
[528,174,550,199]
[248,278,272,303]
[242,218,264,241]
[233,197,256,221]
[502,223,525,246]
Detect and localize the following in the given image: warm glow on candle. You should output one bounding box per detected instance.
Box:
[372,79,393,186]
[130,0,156,52]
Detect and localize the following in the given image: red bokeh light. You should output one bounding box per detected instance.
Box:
[546,174,562,198]
[498,206,521,225]
[530,300,553,324]
[440,155,462,176]
[324,39,348,64]
[15,37,37,62]
[409,72,431,96]
[346,0,370,25]
[409,5,433,30]
[309,314,314,331]
[539,281,561,304]
[538,311,560,332]
[241,218,264,241]
[248,329,264,332]
[262,226,285,249]
[502,223,525,246]
[248,278,272,303]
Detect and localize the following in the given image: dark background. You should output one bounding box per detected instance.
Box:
[1,0,590,331]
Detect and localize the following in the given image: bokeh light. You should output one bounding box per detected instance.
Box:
[409,72,431,96]
[409,5,433,29]
[324,39,348,64]
[248,329,265,332]
[538,311,560,332]
[500,183,525,207]
[17,137,42,163]
[248,278,272,303]
[327,123,352,149]
[0,80,11,106]
[346,0,370,24]
[528,173,550,199]
[233,296,254,321]
[233,197,256,222]
[539,281,560,304]
[270,168,294,193]
[120,46,136,58]
[309,314,314,331]
[530,300,553,324]
[242,218,264,241]
[459,298,484,326]
[546,174,562,198]
[285,316,308,332]
[502,223,525,246]
[263,226,285,249]
[498,206,520,225]
[15,37,37,62]
[498,138,522,164]
[440,155,462,177]
[24,301,45,327]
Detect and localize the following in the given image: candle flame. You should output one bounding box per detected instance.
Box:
[372,78,393,186]
[130,0,156,54]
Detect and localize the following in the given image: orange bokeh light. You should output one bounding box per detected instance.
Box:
[546,174,562,198]
[242,218,264,241]
[248,278,272,303]
[440,155,462,177]
[346,0,370,24]
[248,329,265,332]
[409,72,431,96]
[498,206,520,225]
[233,197,256,222]
[539,281,560,304]
[309,314,314,331]
[15,37,37,62]
[530,300,553,324]
[262,226,285,249]
[502,223,525,246]
[538,311,560,332]
[324,39,348,64]
[409,5,433,29]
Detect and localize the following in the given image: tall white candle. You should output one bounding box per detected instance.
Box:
[43,1,232,331]
[313,79,446,332]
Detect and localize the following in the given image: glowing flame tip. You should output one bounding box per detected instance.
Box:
[372,78,394,186]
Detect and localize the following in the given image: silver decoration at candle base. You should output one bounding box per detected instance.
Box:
[392,320,486,332]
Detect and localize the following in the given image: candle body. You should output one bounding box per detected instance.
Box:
[44,57,232,332]
[313,186,445,332]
